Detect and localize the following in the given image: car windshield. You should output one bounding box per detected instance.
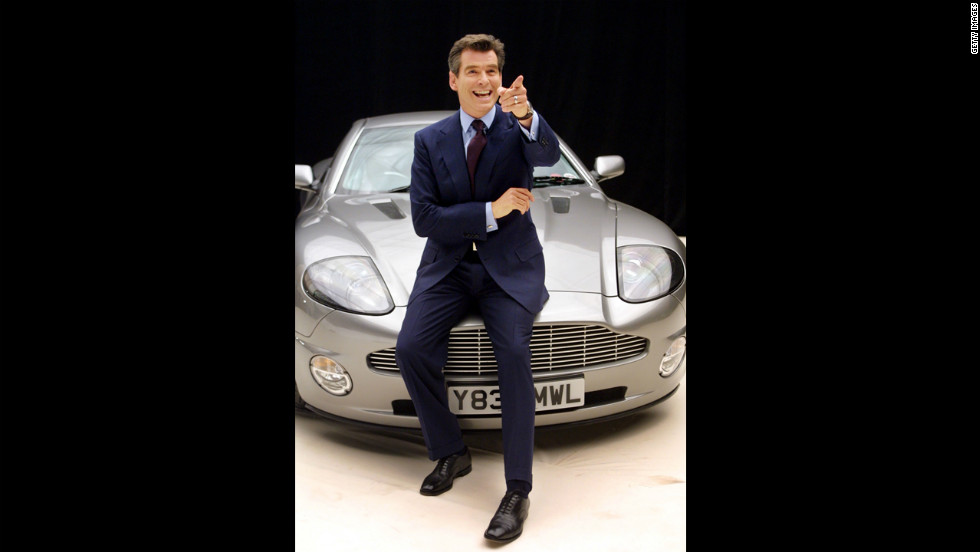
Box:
[336,125,587,195]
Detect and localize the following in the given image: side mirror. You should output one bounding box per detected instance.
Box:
[312,157,333,183]
[592,155,625,182]
[295,164,315,191]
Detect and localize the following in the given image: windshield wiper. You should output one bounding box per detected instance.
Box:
[532,175,585,187]
[387,185,411,193]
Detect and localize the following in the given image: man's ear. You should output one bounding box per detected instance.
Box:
[448,71,458,91]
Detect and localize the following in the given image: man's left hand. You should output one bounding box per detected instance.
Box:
[498,75,530,121]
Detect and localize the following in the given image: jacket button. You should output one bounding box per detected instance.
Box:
[453,256,460,262]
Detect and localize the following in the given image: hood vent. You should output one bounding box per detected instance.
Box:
[370,199,406,219]
[551,197,570,214]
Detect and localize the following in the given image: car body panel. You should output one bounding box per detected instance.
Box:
[295,111,686,430]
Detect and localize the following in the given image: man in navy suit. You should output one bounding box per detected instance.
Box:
[395,33,559,543]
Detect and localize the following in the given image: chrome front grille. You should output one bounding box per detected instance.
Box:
[367,324,648,376]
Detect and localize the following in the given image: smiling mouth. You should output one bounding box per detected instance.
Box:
[473,91,492,99]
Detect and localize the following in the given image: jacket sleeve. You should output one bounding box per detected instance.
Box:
[409,131,487,246]
[521,113,561,168]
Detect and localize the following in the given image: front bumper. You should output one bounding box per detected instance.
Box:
[294,290,686,430]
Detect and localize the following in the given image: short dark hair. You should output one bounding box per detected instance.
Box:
[448,34,505,75]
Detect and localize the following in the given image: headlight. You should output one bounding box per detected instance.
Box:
[302,256,394,315]
[659,336,686,377]
[617,245,684,303]
[310,356,352,396]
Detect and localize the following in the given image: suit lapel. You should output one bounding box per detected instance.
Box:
[435,112,469,199]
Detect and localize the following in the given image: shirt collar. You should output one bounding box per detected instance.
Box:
[460,107,496,134]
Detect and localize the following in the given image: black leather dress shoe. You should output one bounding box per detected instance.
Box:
[483,491,530,543]
[419,449,471,496]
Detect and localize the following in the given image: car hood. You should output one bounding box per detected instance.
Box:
[297,185,619,307]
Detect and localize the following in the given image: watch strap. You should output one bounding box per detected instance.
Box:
[515,102,534,121]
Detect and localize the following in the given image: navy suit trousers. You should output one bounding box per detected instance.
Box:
[396,257,536,485]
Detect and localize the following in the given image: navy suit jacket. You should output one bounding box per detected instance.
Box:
[408,105,561,314]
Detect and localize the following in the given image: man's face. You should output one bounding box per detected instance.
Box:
[449,48,502,118]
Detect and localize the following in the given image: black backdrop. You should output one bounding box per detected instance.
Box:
[294,0,687,237]
[4,2,970,546]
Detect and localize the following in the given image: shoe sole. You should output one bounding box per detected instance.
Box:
[484,528,523,543]
[484,505,529,543]
[419,464,472,496]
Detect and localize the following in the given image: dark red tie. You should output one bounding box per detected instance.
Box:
[466,119,487,196]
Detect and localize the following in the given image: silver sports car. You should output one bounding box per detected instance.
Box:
[295,111,686,431]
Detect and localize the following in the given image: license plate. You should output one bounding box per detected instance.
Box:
[447,376,585,415]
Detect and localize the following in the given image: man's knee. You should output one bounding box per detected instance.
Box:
[396,329,449,371]
[489,326,533,365]
[492,342,531,367]
[395,331,421,366]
